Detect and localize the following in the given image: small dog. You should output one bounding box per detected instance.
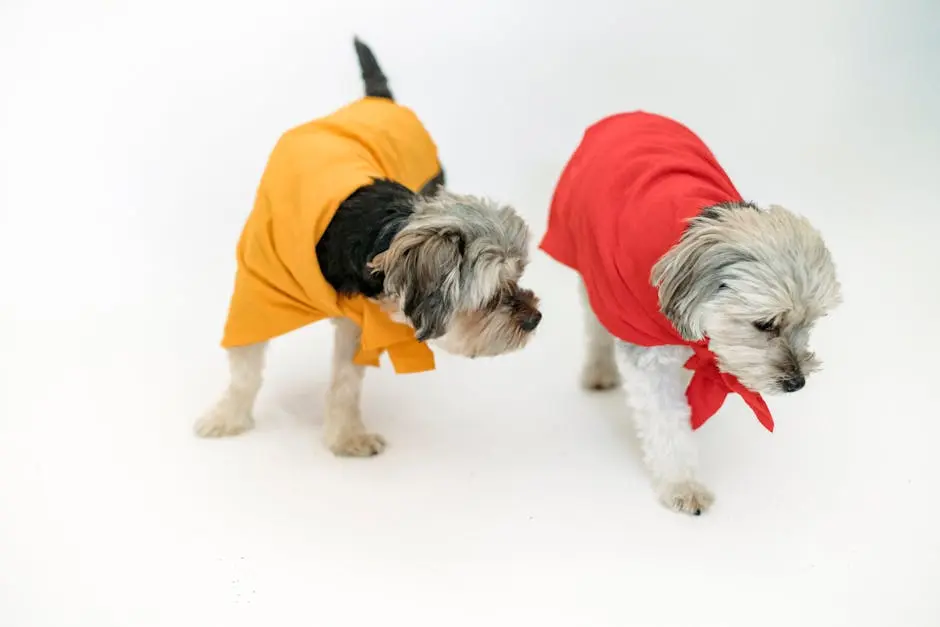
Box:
[195,38,541,456]
[540,111,841,515]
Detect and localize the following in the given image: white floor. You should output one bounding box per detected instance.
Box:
[2,1,939,625]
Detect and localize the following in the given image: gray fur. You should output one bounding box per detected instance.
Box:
[651,202,759,340]
[372,188,539,355]
[651,202,842,394]
[381,223,464,341]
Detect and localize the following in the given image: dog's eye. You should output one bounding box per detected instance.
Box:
[753,320,776,333]
[483,293,503,311]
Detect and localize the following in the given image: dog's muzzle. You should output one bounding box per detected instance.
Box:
[519,311,542,332]
[781,373,805,393]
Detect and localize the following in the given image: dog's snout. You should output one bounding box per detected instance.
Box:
[520,311,542,332]
[781,373,805,393]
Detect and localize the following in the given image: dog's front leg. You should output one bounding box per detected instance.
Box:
[322,317,386,457]
[616,343,714,515]
[194,342,268,437]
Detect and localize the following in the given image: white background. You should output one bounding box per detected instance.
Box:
[1,1,938,625]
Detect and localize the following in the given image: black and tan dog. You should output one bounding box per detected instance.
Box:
[195,38,541,456]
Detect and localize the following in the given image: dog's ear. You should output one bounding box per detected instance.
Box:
[651,222,755,341]
[651,242,711,340]
[380,227,464,341]
[418,165,446,197]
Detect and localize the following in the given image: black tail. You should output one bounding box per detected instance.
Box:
[353,36,393,100]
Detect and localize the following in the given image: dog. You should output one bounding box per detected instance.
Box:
[540,111,841,515]
[194,38,541,456]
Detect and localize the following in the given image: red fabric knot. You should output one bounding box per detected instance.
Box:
[684,344,774,432]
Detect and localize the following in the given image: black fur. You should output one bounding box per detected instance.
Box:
[699,200,760,221]
[406,290,448,342]
[354,37,393,100]
[420,169,446,195]
[353,37,446,195]
[317,178,416,297]
[314,38,448,302]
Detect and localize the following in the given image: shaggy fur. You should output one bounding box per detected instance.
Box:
[194,38,540,455]
[581,201,841,515]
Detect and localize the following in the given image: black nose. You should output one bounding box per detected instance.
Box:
[519,311,542,332]
[781,373,805,393]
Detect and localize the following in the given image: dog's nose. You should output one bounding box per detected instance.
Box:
[519,311,542,332]
[781,373,805,393]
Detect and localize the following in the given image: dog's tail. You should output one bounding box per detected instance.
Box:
[353,36,393,100]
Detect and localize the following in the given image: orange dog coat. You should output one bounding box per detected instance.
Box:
[220,97,442,374]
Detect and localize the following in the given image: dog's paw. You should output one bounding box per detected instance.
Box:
[193,404,255,438]
[328,432,387,457]
[659,481,714,516]
[580,360,621,391]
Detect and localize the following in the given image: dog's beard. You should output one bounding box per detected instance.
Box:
[383,286,541,359]
[700,297,823,395]
[433,301,538,358]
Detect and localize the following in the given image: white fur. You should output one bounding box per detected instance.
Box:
[577,203,841,516]
[579,289,621,391]
[322,318,385,456]
[194,342,266,438]
[194,189,540,456]
[194,319,385,456]
[580,283,713,514]
[613,343,714,515]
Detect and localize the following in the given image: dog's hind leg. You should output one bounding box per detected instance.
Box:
[194,341,268,437]
[579,279,621,391]
[322,317,386,457]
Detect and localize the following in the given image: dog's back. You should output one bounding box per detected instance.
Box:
[350,37,445,194]
[541,112,742,274]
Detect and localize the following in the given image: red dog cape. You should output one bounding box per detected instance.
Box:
[540,111,773,432]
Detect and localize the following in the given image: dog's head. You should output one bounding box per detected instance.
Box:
[651,202,842,395]
[371,189,541,357]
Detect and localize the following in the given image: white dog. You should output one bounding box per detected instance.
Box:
[540,111,842,515]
